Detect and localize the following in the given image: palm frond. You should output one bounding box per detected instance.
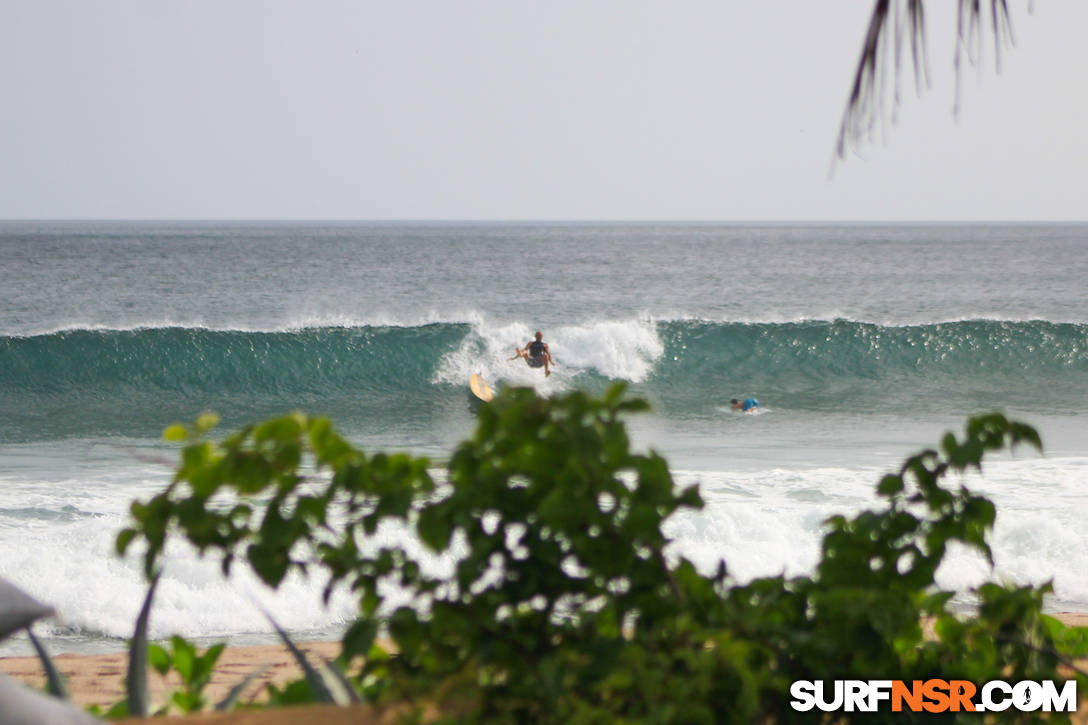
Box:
[27,628,69,700]
[836,0,1015,161]
[213,665,268,711]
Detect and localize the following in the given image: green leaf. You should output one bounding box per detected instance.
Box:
[171,635,195,681]
[341,618,378,661]
[266,678,314,706]
[198,642,226,682]
[103,701,129,718]
[163,424,188,442]
[417,506,453,552]
[877,474,904,496]
[195,412,221,434]
[147,643,171,676]
[115,528,137,556]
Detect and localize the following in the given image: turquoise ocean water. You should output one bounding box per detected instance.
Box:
[1,221,1086,653]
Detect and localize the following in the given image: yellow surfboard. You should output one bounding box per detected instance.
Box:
[469,373,493,402]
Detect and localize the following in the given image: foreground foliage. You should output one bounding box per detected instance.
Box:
[118,385,1088,722]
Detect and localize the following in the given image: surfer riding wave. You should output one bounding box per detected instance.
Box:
[512,331,554,377]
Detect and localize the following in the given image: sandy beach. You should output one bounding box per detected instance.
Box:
[0,640,343,710]
[0,639,420,724]
[2,614,1087,720]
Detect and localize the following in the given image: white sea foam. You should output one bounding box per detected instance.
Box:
[0,464,358,650]
[665,457,1088,608]
[1,448,1084,655]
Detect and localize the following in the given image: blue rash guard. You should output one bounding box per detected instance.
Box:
[742,397,759,412]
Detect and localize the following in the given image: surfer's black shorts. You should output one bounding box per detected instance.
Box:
[527,356,545,368]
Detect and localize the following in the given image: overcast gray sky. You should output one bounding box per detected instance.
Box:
[3,1,1086,221]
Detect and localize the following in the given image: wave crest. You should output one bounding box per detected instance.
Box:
[1,318,1085,440]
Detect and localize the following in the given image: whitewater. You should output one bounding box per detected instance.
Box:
[1,221,1086,654]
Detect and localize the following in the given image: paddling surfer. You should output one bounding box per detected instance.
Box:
[731,397,760,413]
[512,331,554,377]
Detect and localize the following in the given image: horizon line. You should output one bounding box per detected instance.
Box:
[3,218,1088,225]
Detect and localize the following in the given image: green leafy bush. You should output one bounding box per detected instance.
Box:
[119,385,1088,722]
[148,636,224,713]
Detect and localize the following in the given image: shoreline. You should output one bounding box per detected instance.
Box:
[2,613,1087,710]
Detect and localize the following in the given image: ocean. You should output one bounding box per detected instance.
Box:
[1,221,1086,655]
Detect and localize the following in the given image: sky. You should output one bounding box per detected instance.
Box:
[2,1,1086,221]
